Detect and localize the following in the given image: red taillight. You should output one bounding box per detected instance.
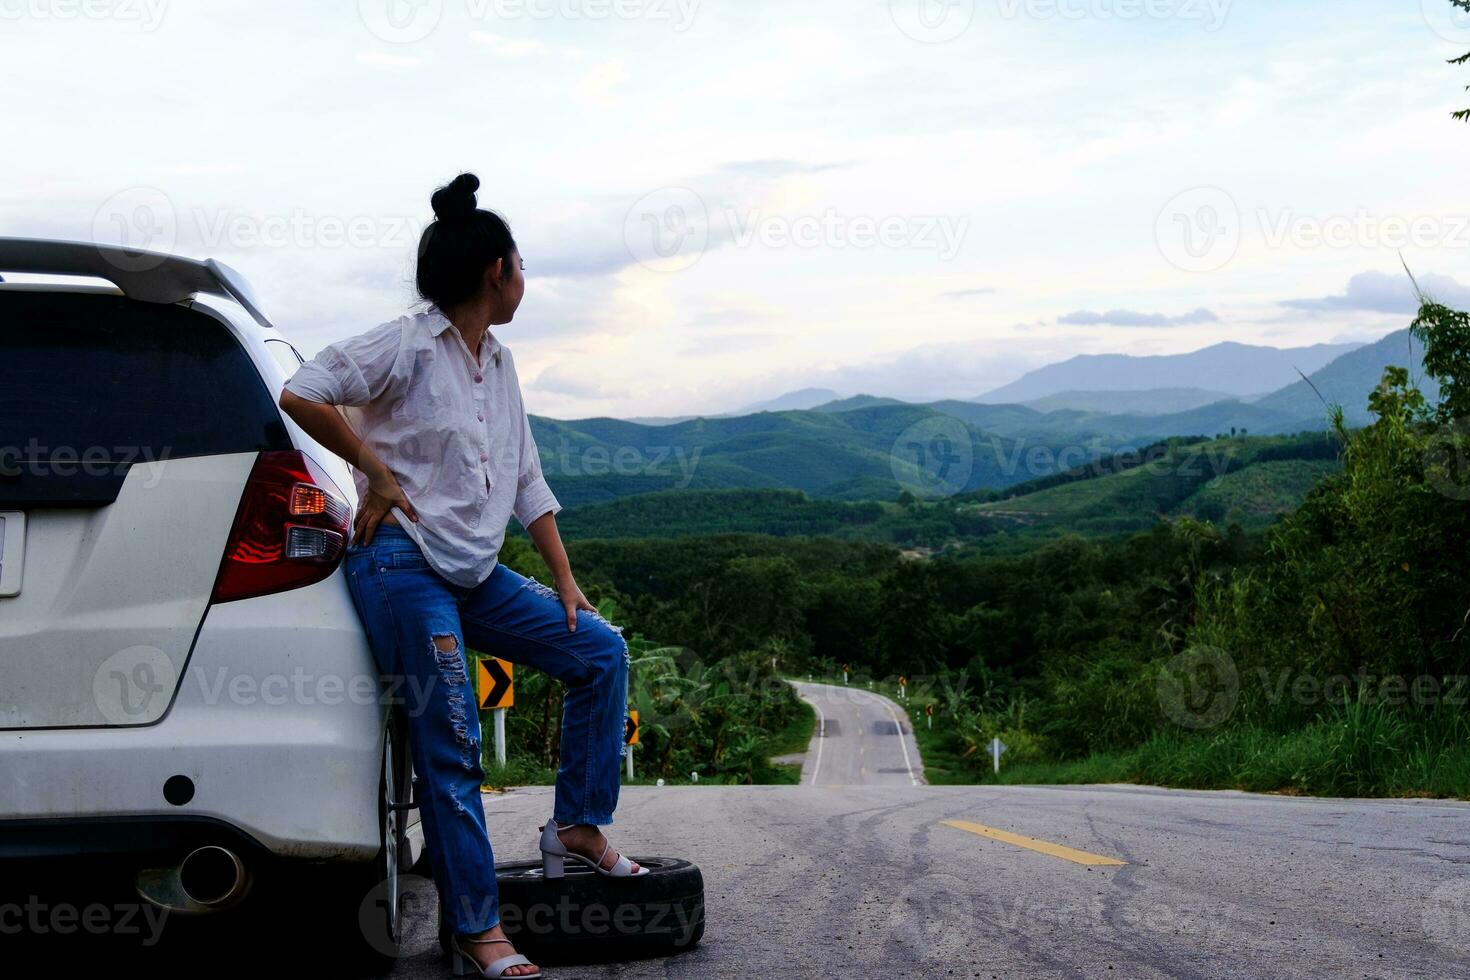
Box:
[211,450,352,603]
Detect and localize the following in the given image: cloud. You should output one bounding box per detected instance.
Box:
[678,332,776,356]
[529,239,633,280]
[576,60,629,109]
[1280,271,1470,315]
[468,32,546,57]
[717,159,856,178]
[682,307,771,329]
[355,51,422,69]
[789,340,1058,405]
[941,287,997,300]
[532,363,631,400]
[1058,308,1220,328]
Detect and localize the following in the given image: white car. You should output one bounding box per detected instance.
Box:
[0,239,413,970]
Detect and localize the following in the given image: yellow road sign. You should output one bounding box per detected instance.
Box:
[476,657,513,710]
[625,710,640,746]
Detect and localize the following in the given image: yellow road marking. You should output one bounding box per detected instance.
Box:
[942,820,1127,867]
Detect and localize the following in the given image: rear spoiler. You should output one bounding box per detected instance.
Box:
[0,238,273,329]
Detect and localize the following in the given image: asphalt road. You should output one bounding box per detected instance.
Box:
[13,683,1468,978]
[791,680,924,787]
[385,683,1470,979]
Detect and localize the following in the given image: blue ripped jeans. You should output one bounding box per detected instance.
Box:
[345,525,629,937]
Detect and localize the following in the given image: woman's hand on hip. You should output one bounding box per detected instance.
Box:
[353,464,419,545]
[553,574,596,632]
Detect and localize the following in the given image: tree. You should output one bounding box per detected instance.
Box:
[1411,297,1470,421]
[1453,1,1470,122]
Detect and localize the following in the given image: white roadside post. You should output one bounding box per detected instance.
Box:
[494,708,507,767]
[989,737,1008,775]
[625,746,634,780]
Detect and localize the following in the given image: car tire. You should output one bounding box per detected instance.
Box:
[313,711,413,976]
[491,857,705,965]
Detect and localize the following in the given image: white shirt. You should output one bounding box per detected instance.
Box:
[284,308,561,588]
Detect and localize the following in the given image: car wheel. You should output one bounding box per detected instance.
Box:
[317,711,412,976]
[493,857,705,965]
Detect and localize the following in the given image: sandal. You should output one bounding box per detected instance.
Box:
[539,819,649,879]
[451,935,541,979]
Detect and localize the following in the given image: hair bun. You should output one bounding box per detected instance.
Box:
[431,173,480,222]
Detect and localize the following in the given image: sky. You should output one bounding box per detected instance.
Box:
[3,0,1469,419]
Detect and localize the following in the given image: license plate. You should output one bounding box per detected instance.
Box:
[0,512,24,597]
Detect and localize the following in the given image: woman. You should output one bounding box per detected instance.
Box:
[280,174,640,980]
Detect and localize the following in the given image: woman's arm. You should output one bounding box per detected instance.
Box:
[279,390,418,544]
[525,511,595,632]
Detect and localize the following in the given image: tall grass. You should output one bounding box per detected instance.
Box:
[922,703,1470,799]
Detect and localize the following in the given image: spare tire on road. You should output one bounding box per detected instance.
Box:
[491,857,704,965]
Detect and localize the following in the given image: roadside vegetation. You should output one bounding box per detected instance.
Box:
[476,593,812,787]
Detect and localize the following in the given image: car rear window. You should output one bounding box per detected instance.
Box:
[1,290,291,506]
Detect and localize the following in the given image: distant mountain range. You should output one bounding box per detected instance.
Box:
[621,387,843,427]
[532,329,1430,507]
[973,341,1363,403]
[737,387,843,414]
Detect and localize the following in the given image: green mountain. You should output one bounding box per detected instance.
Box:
[545,434,1343,548]
[1254,329,1439,426]
[551,489,996,547]
[530,404,1074,508]
[968,433,1341,538]
[812,394,906,413]
[1023,387,1236,415]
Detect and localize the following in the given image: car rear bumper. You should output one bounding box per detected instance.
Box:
[0,576,383,861]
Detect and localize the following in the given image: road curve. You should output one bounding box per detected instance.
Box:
[791,681,924,787]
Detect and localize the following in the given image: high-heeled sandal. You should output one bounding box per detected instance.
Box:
[539,819,649,879]
[451,935,542,979]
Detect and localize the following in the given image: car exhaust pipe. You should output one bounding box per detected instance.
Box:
[136,846,251,914]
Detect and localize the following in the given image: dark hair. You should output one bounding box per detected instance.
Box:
[416,173,517,311]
